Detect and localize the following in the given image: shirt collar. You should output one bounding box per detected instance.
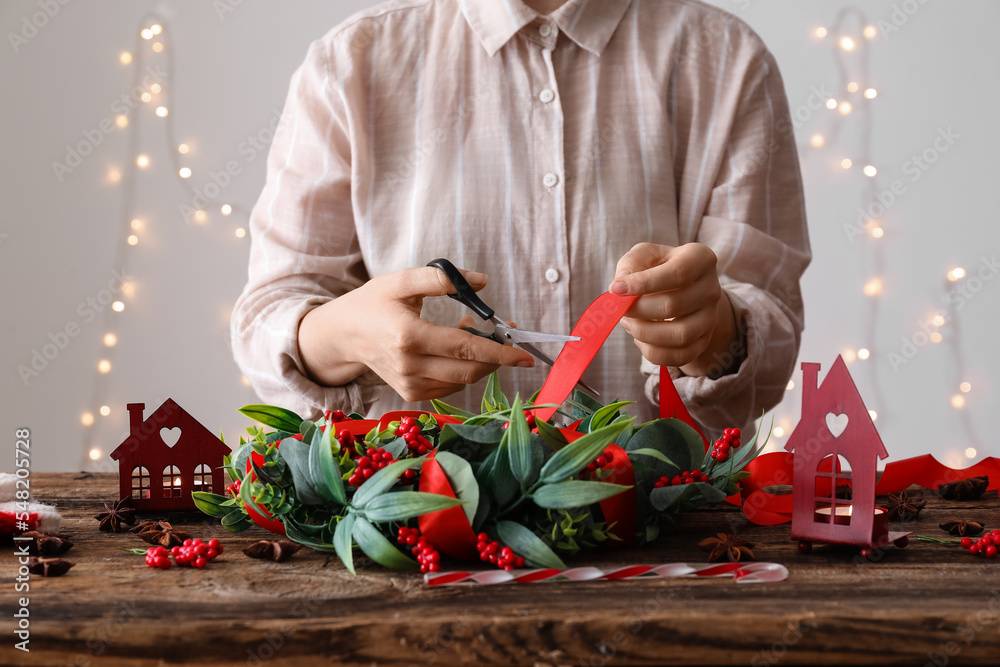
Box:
[458,0,632,57]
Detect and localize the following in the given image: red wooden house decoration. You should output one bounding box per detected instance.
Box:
[784,356,908,555]
[110,398,230,511]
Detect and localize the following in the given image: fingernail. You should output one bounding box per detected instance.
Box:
[610,280,630,295]
[466,271,487,284]
[517,359,534,368]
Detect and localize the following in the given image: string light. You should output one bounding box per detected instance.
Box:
[235,227,247,238]
[221,204,233,215]
[951,395,966,409]
[115,114,128,128]
[773,426,785,438]
[840,158,853,169]
[868,410,877,421]
[241,375,251,387]
[786,380,795,390]
[847,82,859,93]
[965,447,977,459]
[864,88,878,99]
[840,36,855,51]
[932,314,946,326]
[120,52,132,65]
[100,405,111,416]
[127,235,139,246]
[81,412,95,427]
[98,360,112,373]
[152,42,164,53]
[141,28,153,39]
[843,349,857,363]
[870,226,884,238]
[839,101,852,115]
[141,92,152,103]
[814,27,828,38]
[121,282,135,297]
[150,24,162,35]
[136,154,150,168]
[178,143,190,154]
[112,301,125,312]
[103,333,117,347]
[826,98,838,110]
[194,209,208,223]
[150,83,162,94]
[179,167,192,178]
[863,278,882,296]
[863,25,877,39]
[88,448,102,460]
[960,382,972,393]
[931,332,943,343]
[131,218,142,230]
[108,168,121,183]
[810,134,825,148]
[947,267,966,281]
[863,165,877,177]
[858,348,870,360]
[156,106,169,117]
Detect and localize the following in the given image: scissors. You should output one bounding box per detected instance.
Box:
[427,258,600,397]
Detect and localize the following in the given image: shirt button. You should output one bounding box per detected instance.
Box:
[543,172,559,187]
[539,89,555,103]
[539,23,553,37]
[545,268,560,283]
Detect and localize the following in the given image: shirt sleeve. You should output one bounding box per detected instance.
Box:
[230,37,383,419]
[643,48,812,433]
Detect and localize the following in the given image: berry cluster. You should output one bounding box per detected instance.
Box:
[395,416,432,456]
[397,526,440,573]
[962,530,1000,558]
[325,409,351,423]
[349,447,414,487]
[225,478,241,498]
[585,447,617,474]
[145,538,223,569]
[475,532,525,571]
[335,429,359,453]
[653,469,710,488]
[710,427,742,463]
[502,411,538,434]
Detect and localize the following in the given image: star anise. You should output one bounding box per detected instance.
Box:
[27,557,74,577]
[885,490,927,522]
[20,531,74,556]
[135,520,191,548]
[939,476,989,501]
[698,532,756,562]
[939,520,985,536]
[242,539,302,563]
[95,498,137,532]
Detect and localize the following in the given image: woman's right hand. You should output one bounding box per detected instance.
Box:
[297,267,534,402]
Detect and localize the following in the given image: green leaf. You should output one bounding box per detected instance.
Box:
[472,487,492,532]
[590,401,634,431]
[238,473,267,518]
[569,390,604,420]
[533,417,569,450]
[251,456,285,486]
[284,516,340,553]
[299,420,317,443]
[649,483,695,511]
[481,371,509,413]
[351,516,417,570]
[489,442,520,508]
[238,404,304,433]
[334,512,356,574]
[430,398,475,419]
[220,508,252,532]
[275,438,326,506]
[506,395,534,486]
[437,423,505,461]
[628,448,677,468]
[229,443,252,482]
[692,482,730,504]
[539,419,632,484]
[361,491,464,523]
[308,425,346,505]
[532,480,631,509]
[351,458,425,509]
[192,491,233,518]
[627,418,703,475]
[381,437,408,460]
[434,451,480,525]
[496,520,567,569]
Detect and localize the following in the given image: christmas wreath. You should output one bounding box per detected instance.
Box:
[194,374,768,574]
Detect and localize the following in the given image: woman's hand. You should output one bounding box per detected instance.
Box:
[298,267,534,402]
[609,242,741,378]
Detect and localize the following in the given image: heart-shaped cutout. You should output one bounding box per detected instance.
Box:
[160,427,181,447]
[825,413,849,438]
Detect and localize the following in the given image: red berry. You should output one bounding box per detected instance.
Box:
[961,537,973,548]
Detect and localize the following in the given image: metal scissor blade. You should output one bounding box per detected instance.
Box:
[495,326,581,345]
[517,341,601,397]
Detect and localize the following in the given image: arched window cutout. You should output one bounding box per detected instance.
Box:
[131,466,150,500]
[813,454,852,525]
[162,465,182,498]
[194,464,213,493]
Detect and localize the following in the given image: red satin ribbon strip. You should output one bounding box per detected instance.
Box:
[875,455,1000,495]
[598,444,636,547]
[418,454,480,560]
[659,366,710,451]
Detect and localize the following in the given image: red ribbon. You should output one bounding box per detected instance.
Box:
[598,444,636,546]
[417,453,480,560]
[660,366,710,451]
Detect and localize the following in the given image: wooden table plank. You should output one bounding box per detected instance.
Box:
[4,472,999,666]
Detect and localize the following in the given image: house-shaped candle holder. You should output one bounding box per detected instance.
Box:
[109,398,230,512]
[784,357,909,559]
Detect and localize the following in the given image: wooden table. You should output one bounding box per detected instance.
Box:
[6,473,999,666]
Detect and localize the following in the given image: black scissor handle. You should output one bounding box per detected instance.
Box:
[427,258,495,321]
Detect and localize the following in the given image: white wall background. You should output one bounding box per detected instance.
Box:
[2,0,996,472]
